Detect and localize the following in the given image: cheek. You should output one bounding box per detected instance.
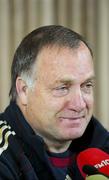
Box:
[84,94,94,110]
[36,89,66,112]
[28,86,70,119]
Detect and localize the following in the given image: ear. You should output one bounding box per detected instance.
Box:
[16,77,28,105]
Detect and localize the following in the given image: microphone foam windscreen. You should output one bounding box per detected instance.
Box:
[77,148,109,178]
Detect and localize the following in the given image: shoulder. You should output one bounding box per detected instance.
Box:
[91,117,109,149]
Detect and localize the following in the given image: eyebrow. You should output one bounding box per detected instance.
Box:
[54,75,96,85]
[84,76,96,83]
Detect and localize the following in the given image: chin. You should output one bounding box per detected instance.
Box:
[63,128,86,140]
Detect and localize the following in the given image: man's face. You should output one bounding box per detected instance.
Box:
[25,43,95,142]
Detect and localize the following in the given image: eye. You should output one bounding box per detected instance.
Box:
[81,81,95,94]
[52,85,69,97]
[86,82,93,88]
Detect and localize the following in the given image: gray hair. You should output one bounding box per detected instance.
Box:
[9,25,93,101]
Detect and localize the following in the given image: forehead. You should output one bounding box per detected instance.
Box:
[36,44,94,83]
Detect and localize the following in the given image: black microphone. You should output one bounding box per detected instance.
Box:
[83,164,99,175]
[83,164,109,178]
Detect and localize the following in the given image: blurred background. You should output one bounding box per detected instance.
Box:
[0,0,109,129]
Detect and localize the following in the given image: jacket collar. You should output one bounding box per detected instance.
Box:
[3,101,47,163]
[70,116,109,152]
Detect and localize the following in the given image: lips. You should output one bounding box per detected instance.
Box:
[59,116,85,120]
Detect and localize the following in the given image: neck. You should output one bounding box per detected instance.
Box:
[44,138,72,153]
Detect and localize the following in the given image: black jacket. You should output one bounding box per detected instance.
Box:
[0,102,109,180]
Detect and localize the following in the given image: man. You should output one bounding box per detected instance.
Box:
[0,25,109,180]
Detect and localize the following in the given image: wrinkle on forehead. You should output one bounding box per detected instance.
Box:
[35,43,94,84]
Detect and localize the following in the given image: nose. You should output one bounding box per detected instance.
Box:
[67,88,86,112]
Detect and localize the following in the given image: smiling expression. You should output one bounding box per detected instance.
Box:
[24,43,95,144]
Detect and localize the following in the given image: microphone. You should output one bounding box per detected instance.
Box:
[86,174,109,180]
[83,165,109,178]
[83,164,101,175]
[77,148,109,178]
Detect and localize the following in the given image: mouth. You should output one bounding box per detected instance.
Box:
[58,116,85,128]
[59,116,85,120]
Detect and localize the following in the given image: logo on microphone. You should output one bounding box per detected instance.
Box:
[94,159,109,169]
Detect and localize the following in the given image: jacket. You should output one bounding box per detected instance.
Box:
[0,102,109,180]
